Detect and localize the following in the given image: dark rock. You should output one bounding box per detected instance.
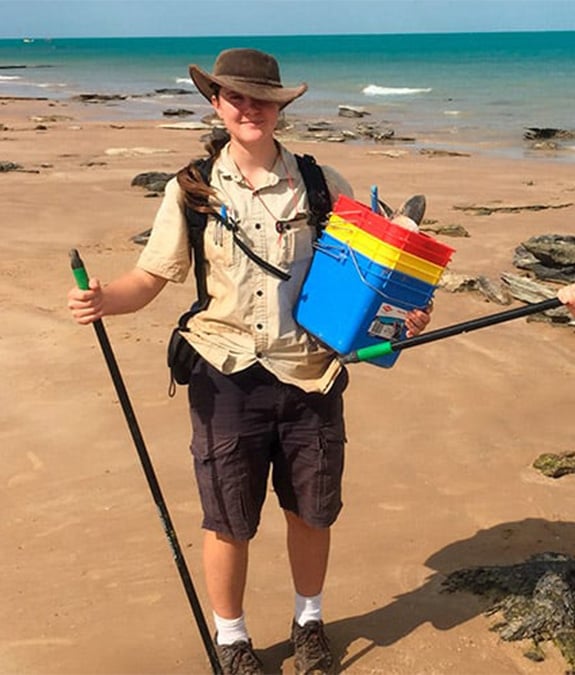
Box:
[420,223,470,238]
[533,451,575,478]
[306,120,334,132]
[442,552,575,671]
[454,202,573,215]
[131,229,151,245]
[72,93,128,102]
[199,126,231,150]
[131,171,175,193]
[500,272,556,303]
[524,127,575,140]
[0,64,54,69]
[420,148,471,157]
[523,643,546,662]
[476,276,513,305]
[338,105,369,118]
[355,123,392,140]
[513,237,575,283]
[522,234,575,267]
[0,161,23,172]
[514,261,575,284]
[0,95,49,101]
[438,271,480,293]
[373,129,396,142]
[439,272,512,305]
[154,88,196,96]
[513,244,541,270]
[162,108,195,117]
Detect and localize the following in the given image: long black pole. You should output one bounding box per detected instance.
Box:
[341,296,563,364]
[70,249,221,674]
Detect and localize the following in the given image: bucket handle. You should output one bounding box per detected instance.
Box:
[313,239,348,262]
[347,245,427,310]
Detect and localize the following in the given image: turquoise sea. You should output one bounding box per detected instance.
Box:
[1,32,575,159]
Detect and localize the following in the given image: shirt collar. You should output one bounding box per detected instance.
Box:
[216,142,289,189]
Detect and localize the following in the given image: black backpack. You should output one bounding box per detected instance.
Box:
[167,152,332,394]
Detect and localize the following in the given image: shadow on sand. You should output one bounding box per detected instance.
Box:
[258,518,575,673]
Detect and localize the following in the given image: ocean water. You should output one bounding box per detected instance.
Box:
[1,32,575,160]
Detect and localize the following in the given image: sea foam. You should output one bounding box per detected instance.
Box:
[363,84,432,96]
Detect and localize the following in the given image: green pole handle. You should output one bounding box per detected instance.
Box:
[67,247,222,674]
[341,296,563,364]
[351,341,395,362]
[69,248,90,291]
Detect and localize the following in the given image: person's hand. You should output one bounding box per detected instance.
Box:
[558,284,575,318]
[67,278,104,325]
[405,301,433,338]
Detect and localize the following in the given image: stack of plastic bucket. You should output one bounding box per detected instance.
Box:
[294,194,455,367]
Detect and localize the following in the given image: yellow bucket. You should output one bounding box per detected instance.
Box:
[326,215,446,285]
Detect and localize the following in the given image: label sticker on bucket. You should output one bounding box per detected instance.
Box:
[368,303,409,340]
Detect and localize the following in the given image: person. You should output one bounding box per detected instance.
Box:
[558,285,575,317]
[67,48,434,675]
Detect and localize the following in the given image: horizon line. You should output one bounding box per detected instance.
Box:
[3,28,575,41]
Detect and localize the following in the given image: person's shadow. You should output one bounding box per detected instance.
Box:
[258,518,575,673]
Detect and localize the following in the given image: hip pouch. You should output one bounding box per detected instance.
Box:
[167,306,201,397]
[167,328,197,390]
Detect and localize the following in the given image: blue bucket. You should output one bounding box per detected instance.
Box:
[295,231,436,368]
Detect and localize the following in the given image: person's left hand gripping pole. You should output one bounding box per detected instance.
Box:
[69,249,222,675]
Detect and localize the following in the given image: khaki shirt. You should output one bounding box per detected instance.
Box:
[137,143,354,393]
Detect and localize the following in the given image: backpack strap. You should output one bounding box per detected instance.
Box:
[183,152,331,313]
[295,153,332,238]
[184,156,291,300]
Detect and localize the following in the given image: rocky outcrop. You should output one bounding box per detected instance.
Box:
[524,127,575,140]
[533,451,575,478]
[442,552,575,671]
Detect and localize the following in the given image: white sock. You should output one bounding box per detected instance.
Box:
[213,612,250,646]
[295,592,323,627]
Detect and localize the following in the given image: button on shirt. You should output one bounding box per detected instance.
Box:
[137,143,354,394]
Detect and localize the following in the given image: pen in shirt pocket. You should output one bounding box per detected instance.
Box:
[216,204,227,246]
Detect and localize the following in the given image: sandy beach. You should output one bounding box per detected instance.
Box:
[2,96,575,675]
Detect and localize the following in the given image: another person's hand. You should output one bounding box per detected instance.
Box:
[558,284,575,318]
[67,278,104,325]
[405,301,433,338]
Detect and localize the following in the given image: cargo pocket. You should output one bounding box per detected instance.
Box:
[314,426,345,525]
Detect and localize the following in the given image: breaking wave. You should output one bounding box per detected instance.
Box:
[363,84,432,96]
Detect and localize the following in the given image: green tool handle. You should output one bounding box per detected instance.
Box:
[341,296,563,364]
[67,248,222,674]
[69,248,90,291]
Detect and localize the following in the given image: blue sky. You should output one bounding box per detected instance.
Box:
[1,0,574,39]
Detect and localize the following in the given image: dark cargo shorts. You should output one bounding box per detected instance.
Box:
[187,358,348,541]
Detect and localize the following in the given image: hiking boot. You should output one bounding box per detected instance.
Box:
[216,638,264,675]
[290,619,334,674]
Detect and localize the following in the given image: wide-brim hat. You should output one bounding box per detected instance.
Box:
[189,48,307,109]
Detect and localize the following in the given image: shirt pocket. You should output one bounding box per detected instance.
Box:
[204,219,239,269]
[277,213,315,267]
